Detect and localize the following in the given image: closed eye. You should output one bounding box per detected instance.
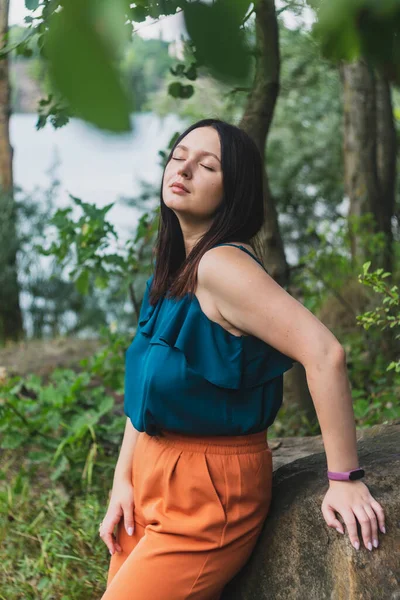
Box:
[172,157,214,171]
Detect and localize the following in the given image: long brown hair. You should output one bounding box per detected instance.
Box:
[149,118,265,305]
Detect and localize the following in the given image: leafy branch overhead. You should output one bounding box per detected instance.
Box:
[308,0,400,82]
[5,1,399,132]
[1,0,256,132]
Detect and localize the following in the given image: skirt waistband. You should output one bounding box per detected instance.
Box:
[150,429,269,455]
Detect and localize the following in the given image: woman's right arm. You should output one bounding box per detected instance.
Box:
[99,418,140,555]
[113,417,141,486]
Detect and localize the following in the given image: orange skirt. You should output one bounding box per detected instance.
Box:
[101,428,273,600]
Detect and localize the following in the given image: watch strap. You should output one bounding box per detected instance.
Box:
[327,468,365,481]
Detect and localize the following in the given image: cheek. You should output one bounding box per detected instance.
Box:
[163,166,171,181]
[201,183,223,213]
[163,162,174,179]
[208,180,223,201]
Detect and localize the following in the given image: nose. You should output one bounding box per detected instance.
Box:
[176,160,191,178]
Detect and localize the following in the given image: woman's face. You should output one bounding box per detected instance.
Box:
[162,126,223,223]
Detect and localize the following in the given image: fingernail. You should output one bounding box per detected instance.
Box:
[367,542,372,551]
[336,527,344,534]
[381,526,386,534]
[127,527,133,536]
[353,540,360,550]
[373,539,379,548]
[109,549,113,555]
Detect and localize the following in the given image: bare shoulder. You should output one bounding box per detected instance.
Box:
[194,242,261,336]
[197,241,264,295]
[196,241,343,366]
[198,242,262,276]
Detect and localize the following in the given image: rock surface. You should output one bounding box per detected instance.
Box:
[222,421,400,600]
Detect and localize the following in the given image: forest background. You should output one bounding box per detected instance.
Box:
[0,0,399,597]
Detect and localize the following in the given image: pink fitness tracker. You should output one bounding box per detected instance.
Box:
[327,468,365,481]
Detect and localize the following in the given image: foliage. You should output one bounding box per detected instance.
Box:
[121,36,175,111]
[9,166,121,339]
[280,214,400,435]
[0,324,137,597]
[272,403,322,437]
[2,0,256,132]
[43,0,134,132]
[0,356,124,494]
[308,0,400,84]
[183,0,253,84]
[8,22,174,118]
[37,194,158,319]
[267,23,343,260]
[0,479,109,599]
[357,261,400,374]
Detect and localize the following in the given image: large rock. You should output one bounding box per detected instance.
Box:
[222,421,400,600]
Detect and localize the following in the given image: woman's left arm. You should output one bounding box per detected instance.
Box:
[304,351,386,551]
[198,246,387,552]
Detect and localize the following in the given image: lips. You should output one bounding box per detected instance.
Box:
[171,181,190,193]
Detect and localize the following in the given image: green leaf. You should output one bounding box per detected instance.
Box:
[168,81,195,99]
[27,450,51,462]
[184,0,252,84]
[76,270,90,295]
[168,81,183,98]
[94,275,109,289]
[312,0,362,62]
[0,27,36,58]
[131,5,148,22]
[44,0,133,132]
[98,395,114,416]
[25,0,40,10]
[362,261,371,275]
[50,455,70,481]
[1,432,26,449]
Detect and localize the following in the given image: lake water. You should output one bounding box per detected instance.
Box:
[10,111,186,242]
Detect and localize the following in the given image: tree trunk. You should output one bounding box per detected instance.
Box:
[375,72,397,275]
[340,59,396,273]
[340,58,397,363]
[239,0,288,287]
[0,0,24,342]
[239,0,315,426]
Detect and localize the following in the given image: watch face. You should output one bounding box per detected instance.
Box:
[349,469,365,480]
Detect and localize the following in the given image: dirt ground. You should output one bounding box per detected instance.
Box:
[0,336,102,380]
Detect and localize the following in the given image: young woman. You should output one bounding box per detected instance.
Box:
[99,118,386,599]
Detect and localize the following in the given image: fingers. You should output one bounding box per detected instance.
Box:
[321,505,345,535]
[99,499,136,556]
[370,498,386,534]
[104,528,123,555]
[363,504,379,548]
[325,504,386,552]
[350,496,386,551]
[123,501,135,537]
[322,483,386,552]
[340,509,361,550]
[99,511,123,555]
[352,505,373,551]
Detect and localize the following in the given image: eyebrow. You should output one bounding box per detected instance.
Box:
[175,144,221,163]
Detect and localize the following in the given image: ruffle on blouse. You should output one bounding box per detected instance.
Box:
[138,275,295,390]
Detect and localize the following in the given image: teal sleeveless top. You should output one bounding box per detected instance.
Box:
[124,243,296,436]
